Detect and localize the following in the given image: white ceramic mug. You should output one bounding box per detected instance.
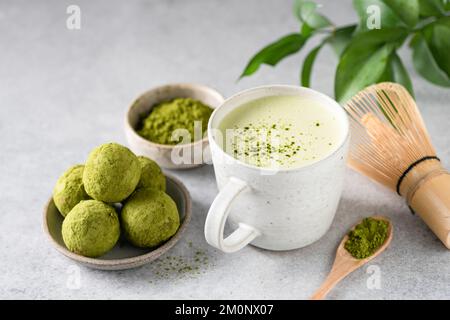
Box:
[204,85,350,252]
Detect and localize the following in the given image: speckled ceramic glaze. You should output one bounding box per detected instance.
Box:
[205,85,350,252]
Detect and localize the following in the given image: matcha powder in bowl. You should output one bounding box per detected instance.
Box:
[138,98,213,145]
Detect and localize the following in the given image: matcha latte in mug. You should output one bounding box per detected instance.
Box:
[205,85,349,252]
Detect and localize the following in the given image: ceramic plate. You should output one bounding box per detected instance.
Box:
[43,174,191,270]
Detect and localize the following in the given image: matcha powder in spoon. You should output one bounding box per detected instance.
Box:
[344,218,389,259]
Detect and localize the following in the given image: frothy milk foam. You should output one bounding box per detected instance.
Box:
[218,95,344,169]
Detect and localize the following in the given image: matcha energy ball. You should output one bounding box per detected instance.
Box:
[83,143,141,202]
[62,200,120,257]
[121,188,180,248]
[53,164,90,217]
[137,156,166,191]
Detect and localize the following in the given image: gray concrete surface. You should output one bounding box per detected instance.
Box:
[0,0,449,299]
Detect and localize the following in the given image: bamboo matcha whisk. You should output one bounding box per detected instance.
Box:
[344,82,450,249]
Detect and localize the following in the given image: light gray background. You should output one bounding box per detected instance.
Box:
[1,0,449,300]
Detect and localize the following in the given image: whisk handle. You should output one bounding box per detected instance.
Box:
[410,171,450,249]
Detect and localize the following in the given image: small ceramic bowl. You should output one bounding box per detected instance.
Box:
[124,83,224,169]
[43,174,192,270]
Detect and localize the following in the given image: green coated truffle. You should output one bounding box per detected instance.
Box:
[137,156,166,191]
[62,200,120,257]
[121,188,180,248]
[83,143,141,202]
[53,164,90,217]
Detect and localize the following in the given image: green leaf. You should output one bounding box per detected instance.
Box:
[240,34,307,79]
[424,17,450,77]
[300,23,314,37]
[411,33,450,86]
[418,0,446,17]
[326,25,357,56]
[293,0,332,29]
[390,53,414,95]
[336,45,395,103]
[445,0,450,10]
[293,0,304,21]
[382,0,419,27]
[384,52,415,95]
[335,28,409,103]
[301,44,323,87]
[353,0,403,32]
[341,26,408,51]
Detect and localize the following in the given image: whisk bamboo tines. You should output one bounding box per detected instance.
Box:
[344,82,450,249]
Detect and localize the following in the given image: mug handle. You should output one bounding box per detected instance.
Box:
[205,177,261,253]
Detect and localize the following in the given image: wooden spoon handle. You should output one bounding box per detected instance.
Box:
[310,258,361,300]
[310,270,344,299]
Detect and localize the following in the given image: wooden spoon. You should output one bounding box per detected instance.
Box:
[310,216,393,300]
